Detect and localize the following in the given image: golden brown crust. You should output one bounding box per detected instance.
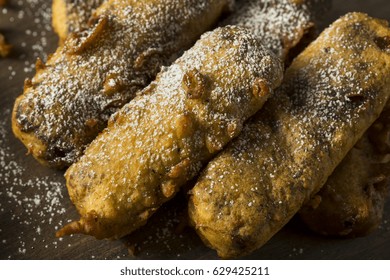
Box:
[300,108,390,237]
[223,0,331,61]
[12,0,233,168]
[56,26,283,240]
[52,0,105,42]
[0,0,6,7]
[188,13,390,258]
[0,33,12,58]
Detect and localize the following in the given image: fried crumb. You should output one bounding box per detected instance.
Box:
[0,33,12,57]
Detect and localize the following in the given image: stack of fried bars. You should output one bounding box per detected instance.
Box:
[12,0,390,258]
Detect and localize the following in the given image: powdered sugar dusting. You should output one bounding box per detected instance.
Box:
[0,109,68,259]
[224,0,330,60]
[1,0,54,78]
[14,0,233,168]
[62,0,105,35]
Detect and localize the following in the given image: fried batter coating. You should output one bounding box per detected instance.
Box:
[52,0,105,42]
[56,26,283,240]
[12,0,234,168]
[300,107,390,237]
[188,13,390,258]
[0,33,11,57]
[223,0,331,61]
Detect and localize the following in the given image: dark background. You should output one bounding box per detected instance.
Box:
[1,0,389,260]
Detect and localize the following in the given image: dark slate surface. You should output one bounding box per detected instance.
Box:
[0,0,389,259]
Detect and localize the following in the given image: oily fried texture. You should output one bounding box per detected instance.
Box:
[188,13,390,259]
[12,0,233,168]
[300,107,390,237]
[56,26,283,240]
[0,33,11,57]
[223,0,331,61]
[52,0,105,42]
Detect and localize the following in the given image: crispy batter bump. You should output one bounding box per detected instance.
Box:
[223,0,331,61]
[300,107,390,237]
[52,0,105,42]
[56,26,283,239]
[188,13,390,258]
[12,0,234,168]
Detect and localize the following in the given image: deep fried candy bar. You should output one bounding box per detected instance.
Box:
[12,0,233,168]
[188,13,390,258]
